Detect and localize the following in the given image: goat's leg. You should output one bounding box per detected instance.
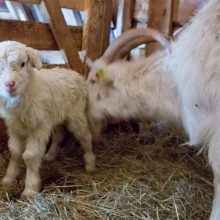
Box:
[44,125,64,162]
[210,174,220,220]
[209,133,220,220]
[88,116,104,143]
[21,128,50,197]
[2,134,24,185]
[67,114,96,172]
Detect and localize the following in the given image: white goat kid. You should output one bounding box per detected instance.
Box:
[0,41,96,197]
[86,28,181,140]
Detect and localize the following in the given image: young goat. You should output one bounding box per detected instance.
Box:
[0,41,96,197]
[87,0,220,218]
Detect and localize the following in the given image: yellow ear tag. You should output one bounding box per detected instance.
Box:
[97,68,107,81]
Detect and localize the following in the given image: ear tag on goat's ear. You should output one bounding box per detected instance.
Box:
[97,68,107,81]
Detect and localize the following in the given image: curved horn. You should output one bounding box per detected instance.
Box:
[101,27,171,64]
[114,37,155,61]
[114,35,172,61]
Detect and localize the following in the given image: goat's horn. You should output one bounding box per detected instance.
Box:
[113,37,155,61]
[101,27,170,64]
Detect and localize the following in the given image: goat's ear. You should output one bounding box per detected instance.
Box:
[96,68,115,87]
[26,47,42,70]
[86,58,94,68]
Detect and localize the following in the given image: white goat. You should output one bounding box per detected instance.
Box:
[86,28,181,140]
[166,1,220,219]
[87,0,220,218]
[0,41,96,197]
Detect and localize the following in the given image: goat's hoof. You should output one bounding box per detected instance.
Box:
[21,189,38,198]
[85,164,96,173]
[44,153,56,162]
[1,176,14,186]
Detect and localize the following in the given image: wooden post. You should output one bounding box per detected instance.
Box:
[146,0,173,56]
[82,0,113,75]
[122,0,136,32]
[116,0,135,36]
[41,0,83,73]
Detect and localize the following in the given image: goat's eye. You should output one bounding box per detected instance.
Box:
[90,79,96,84]
[21,62,25,68]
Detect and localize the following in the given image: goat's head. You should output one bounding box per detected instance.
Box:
[86,28,171,138]
[0,41,42,100]
[87,27,171,101]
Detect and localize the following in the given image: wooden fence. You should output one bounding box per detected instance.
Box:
[0,0,113,75]
[0,0,207,74]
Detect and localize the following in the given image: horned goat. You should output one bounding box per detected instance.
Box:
[0,41,96,197]
[87,0,220,218]
[86,28,181,140]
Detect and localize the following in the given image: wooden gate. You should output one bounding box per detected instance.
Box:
[0,0,113,75]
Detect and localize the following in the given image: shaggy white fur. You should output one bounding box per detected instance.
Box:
[166,1,220,218]
[0,41,96,197]
[87,51,181,140]
[87,0,220,218]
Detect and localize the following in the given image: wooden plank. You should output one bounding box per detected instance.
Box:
[60,0,90,10]
[12,0,41,4]
[12,0,90,10]
[122,0,135,32]
[101,0,113,54]
[82,0,113,75]
[146,0,173,56]
[43,64,69,69]
[82,0,113,61]
[172,0,207,25]
[115,0,135,36]
[41,0,83,72]
[112,0,119,27]
[0,19,82,50]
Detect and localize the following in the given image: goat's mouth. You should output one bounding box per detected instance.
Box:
[6,87,17,96]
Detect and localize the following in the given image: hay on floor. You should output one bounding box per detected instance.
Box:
[0,123,213,219]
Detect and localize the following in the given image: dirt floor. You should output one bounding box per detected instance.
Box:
[0,123,213,219]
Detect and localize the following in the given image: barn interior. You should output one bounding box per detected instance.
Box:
[0,1,213,219]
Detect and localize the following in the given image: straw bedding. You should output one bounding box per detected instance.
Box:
[0,122,213,219]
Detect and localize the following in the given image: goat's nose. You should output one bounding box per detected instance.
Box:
[5,80,15,88]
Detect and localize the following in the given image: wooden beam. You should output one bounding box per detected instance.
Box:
[11,0,41,4]
[122,0,135,32]
[82,0,112,60]
[41,0,83,72]
[82,0,113,75]
[146,0,173,55]
[12,0,90,10]
[112,0,119,27]
[60,0,90,10]
[115,0,135,36]
[172,0,207,26]
[0,20,82,50]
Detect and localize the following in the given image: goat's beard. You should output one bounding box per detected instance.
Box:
[2,95,20,109]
